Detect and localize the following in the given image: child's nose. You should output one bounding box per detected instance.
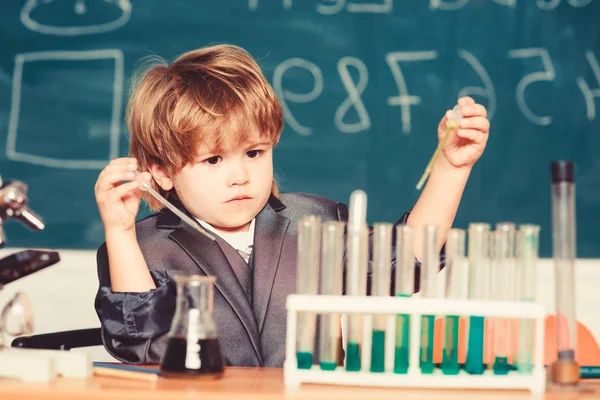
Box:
[227,161,250,186]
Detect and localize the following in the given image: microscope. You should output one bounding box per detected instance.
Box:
[0,176,60,347]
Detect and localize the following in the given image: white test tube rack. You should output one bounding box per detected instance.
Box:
[284,294,546,394]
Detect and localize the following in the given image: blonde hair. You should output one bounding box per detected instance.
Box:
[127,44,283,210]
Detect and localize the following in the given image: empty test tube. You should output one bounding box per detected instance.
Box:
[296,215,321,369]
[370,223,393,373]
[394,224,415,374]
[465,223,491,375]
[491,223,516,375]
[420,225,439,374]
[345,190,369,372]
[516,224,540,374]
[442,228,468,375]
[319,221,345,371]
[550,160,580,385]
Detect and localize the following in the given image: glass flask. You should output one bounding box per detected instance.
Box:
[160,275,224,378]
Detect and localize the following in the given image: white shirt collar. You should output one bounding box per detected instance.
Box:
[195,218,255,254]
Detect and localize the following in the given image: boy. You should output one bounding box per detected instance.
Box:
[94,44,490,367]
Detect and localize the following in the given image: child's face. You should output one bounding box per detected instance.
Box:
[169,134,274,234]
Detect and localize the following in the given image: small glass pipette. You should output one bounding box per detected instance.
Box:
[442,228,467,375]
[134,171,215,241]
[465,223,491,375]
[550,160,580,385]
[345,190,369,372]
[516,224,540,374]
[416,105,462,190]
[296,215,322,369]
[370,223,392,373]
[394,224,415,374]
[319,221,344,371]
[419,225,439,374]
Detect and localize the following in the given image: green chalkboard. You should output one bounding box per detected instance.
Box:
[0,0,598,256]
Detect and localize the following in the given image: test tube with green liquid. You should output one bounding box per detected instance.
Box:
[345,190,369,372]
[394,224,415,374]
[516,224,540,374]
[466,223,491,375]
[442,228,468,375]
[295,215,321,369]
[370,223,392,373]
[319,221,344,371]
[420,225,439,374]
[491,223,516,375]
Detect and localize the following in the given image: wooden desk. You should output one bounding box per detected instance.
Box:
[0,367,598,400]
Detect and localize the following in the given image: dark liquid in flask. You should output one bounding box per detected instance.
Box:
[160,337,224,378]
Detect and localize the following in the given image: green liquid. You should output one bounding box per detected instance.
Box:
[465,316,485,375]
[320,361,337,371]
[493,356,510,375]
[394,313,410,374]
[420,315,435,374]
[442,315,460,375]
[346,341,361,371]
[296,351,313,370]
[370,330,386,373]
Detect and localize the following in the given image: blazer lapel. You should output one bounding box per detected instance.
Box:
[159,204,263,364]
[252,196,291,333]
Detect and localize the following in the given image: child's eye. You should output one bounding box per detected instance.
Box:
[203,156,221,165]
[247,150,262,158]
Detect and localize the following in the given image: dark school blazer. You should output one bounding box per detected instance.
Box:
[95,192,430,367]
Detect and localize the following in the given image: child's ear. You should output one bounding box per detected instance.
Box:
[148,164,174,190]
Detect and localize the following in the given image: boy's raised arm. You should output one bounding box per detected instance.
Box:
[407,97,490,259]
[95,157,156,292]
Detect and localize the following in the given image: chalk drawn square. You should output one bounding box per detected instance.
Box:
[7,49,123,169]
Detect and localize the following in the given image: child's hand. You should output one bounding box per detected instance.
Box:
[439,96,490,169]
[95,158,149,234]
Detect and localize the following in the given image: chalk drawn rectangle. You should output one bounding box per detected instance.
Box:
[7,49,123,169]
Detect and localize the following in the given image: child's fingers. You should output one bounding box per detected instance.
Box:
[459,103,487,118]
[96,171,136,193]
[107,181,141,203]
[459,116,490,133]
[458,96,475,106]
[457,129,486,142]
[97,159,138,182]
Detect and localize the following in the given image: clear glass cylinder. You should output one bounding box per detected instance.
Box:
[394,224,414,374]
[345,189,368,372]
[445,228,468,300]
[345,225,369,371]
[395,224,415,296]
[516,224,541,373]
[161,275,224,378]
[490,227,514,375]
[465,223,490,376]
[468,223,491,300]
[420,225,439,299]
[442,228,467,375]
[296,215,321,369]
[552,180,577,361]
[319,221,344,370]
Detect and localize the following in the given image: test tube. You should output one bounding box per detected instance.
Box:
[394,224,415,374]
[296,215,321,369]
[370,223,393,373]
[465,223,491,375]
[491,223,516,375]
[516,224,541,374]
[345,190,369,372]
[319,221,344,371]
[550,160,580,385]
[420,225,439,374]
[442,228,467,375]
